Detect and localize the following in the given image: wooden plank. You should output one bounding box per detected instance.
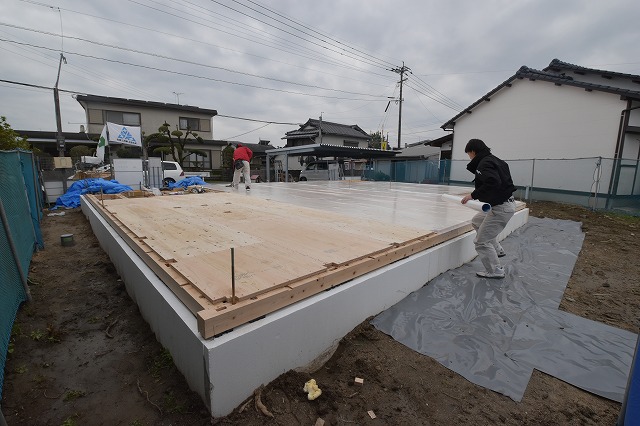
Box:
[196,224,473,338]
[84,195,215,313]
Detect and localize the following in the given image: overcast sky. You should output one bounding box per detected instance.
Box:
[1,0,639,147]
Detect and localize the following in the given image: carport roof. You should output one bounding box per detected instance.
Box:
[265,143,397,159]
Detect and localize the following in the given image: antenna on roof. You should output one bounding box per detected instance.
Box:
[172,91,184,104]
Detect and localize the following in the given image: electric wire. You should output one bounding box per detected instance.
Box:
[128,0,391,77]
[0,28,162,101]
[405,76,461,111]
[0,40,384,101]
[206,0,391,70]
[239,0,399,67]
[404,81,461,112]
[130,0,360,72]
[10,0,462,141]
[222,122,271,140]
[16,2,389,87]
[408,71,465,110]
[406,84,442,122]
[226,0,395,69]
[0,35,390,99]
[217,114,299,125]
[0,78,301,128]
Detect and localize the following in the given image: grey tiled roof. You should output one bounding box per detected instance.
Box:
[285,118,370,140]
[545,59,640,82]
[76,94,218,116]
[442,65,640,130]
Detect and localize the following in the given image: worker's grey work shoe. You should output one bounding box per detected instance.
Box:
[476,267,505,279]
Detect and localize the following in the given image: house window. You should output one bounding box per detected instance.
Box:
[179,117,200,131]
[183,151,211,169]
[343,141,359,147]
[105,111,141,126]
[88,109,103,124]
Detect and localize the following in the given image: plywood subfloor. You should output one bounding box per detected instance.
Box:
[86,181,522,338]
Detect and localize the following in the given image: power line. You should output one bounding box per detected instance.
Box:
[131,0,358,72]
[222,122,271,140]
[1,23,377,95]
[0,36,390,100]
[0,28,162,101]
[404,81,461,112]
[406,84,442,122]
[239,0,399,68]
[18,3,390,87]
[217,114,299,125]
[0,78,303,128]
[205,0,391,70]
[127,0,391,78]
[225,0,395,69]
[408,71,464,110]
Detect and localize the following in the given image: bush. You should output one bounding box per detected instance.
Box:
[116,146,142,158]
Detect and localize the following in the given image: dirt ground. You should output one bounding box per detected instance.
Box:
[2,200,639,425]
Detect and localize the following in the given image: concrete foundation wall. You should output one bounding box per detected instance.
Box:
[82,195,528,417]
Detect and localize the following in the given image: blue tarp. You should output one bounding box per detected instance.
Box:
[54,178,133,209]
[167,176,206,190]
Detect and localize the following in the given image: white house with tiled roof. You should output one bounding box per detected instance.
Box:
[442,59,640,209]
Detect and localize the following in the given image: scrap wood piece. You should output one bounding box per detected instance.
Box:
[367,410,376,419]
[254,385,273,418]
[354,377,364,385]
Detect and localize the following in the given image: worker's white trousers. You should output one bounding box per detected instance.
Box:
[232,161,251,187]
[471,199,516,273]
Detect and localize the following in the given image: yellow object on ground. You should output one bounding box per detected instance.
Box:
[303,379,322,400]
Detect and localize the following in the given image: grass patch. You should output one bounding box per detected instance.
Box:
[61,416,78,426]
[46,323,62,343]
[162,391,187,414]
[63,389,86,402]
[29,329,45,341]
[149,348,174,379]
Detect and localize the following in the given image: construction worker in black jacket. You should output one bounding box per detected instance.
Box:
[461,139,517,279]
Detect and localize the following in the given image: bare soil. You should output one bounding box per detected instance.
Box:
[2,201,639,425]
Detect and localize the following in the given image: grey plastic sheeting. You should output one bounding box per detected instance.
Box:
[372,217,637,402]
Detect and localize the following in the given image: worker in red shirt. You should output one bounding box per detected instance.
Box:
[231,143,253,190]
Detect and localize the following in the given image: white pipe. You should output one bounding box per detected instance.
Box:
[441,194,491,213]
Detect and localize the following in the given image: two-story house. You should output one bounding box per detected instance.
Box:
[76,94,217,139]
[276,118,373,175]
[283,118,371,148]
[75,94,229,172]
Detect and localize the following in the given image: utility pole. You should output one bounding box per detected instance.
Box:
[54,53,66,157]
[390,62,410,149]
[319,113,323,144]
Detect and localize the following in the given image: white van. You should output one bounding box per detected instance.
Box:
[298,161,343,181]
[160,161,185,184]
[143,160,185,186]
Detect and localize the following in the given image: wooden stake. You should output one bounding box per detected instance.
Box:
[231,247,236,304]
